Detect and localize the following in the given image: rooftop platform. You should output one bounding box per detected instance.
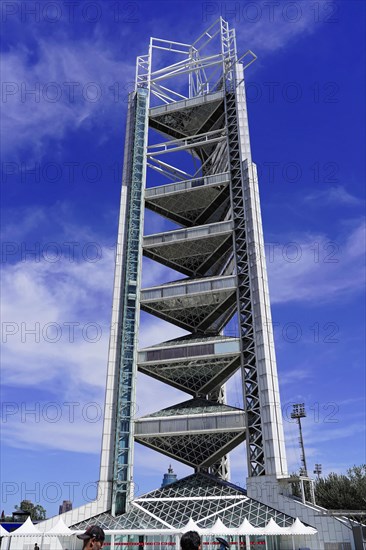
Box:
[135,399,245,469]
[149,91,225,141]
[145,173,230,227]
[140,275,237,333]
[138,336,240,396]
[143,220,233,276]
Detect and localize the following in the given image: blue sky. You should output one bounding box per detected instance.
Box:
[1,0,365,518]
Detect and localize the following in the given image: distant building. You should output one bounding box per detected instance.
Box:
[12,509,30,523]
[161,465,177,488]
[59,501,72,514]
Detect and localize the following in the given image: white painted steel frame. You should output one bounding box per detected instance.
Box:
[102,15,288,519]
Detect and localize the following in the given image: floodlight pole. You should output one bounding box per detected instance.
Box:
[291,403,308,477]
[290,403,317,505]
[314,463,322,480]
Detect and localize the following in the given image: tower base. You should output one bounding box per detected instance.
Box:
[247,475,354,549]
[38,474,354,550]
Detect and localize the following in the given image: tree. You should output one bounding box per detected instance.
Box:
[289,465,366,514]
[15,500,46,521]
[290,473,301,498]
[315,465,366,511]
[347,464,366,506]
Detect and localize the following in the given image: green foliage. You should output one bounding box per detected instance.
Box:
[15,500,46,521]
[315,465,366,510]
[289,473,301,498]
[289,465,366,514]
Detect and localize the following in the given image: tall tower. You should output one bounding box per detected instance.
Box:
[100,17,288,517]
[38,20,355,549]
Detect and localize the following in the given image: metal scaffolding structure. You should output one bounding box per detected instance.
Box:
[98,17,288,518]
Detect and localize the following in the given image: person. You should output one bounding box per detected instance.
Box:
[34,544,40,550]
[77,525,105,549]
[180,531,201,550]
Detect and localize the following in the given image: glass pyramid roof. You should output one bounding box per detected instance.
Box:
[72,473,295,531]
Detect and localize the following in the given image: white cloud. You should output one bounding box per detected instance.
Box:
[267,220,365,304]
[304,186,363,207]
[299,421,366,447]
[278,368,313,386]
[235,0,322,54]
[3,37,134,158]
[1,249,114,389]
[1,409,103,455]
[1,207,49,242]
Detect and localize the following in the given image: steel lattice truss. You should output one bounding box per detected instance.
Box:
[139,354,240,396]
[144,173,231,223]
[72,474,295,531]
[136,433,245,469]
[149,93,225,138]
[138,335,240,398]
[143,221,233,277]
[141,278,237,334]
[225,91,265,475]
[135,398,245,470]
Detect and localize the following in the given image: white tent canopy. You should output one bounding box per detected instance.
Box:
[101,516,318,537]
[288,518,317,535]
[9,517,40,536]
[237,518,261,536]
[24,516,317,539]
[181,519,201,533]
[207,518,233,535]
[263,518,288,536]
[46,517,75,536]
[0,525,10,537]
